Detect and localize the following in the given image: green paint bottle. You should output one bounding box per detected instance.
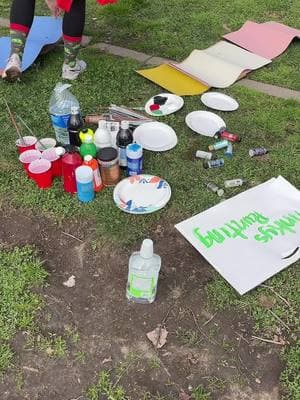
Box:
[80,134,97,158]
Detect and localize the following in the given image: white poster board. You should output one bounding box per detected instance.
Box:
[175,177,300,295]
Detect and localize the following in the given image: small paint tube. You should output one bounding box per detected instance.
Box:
[196,150,213,160]
[224,142,233,159]
[206,182,224,197]
[203,158,225,169]
[224,178,246,188]
[215,129,241,143]
[208,140,228,151]
[249,147,268,157]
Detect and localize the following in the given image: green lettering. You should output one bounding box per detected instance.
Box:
[254,226,276,243]
[193,228,225,249]
[253,212,270,224]
[273,217,297,235]
[225,222,249,239]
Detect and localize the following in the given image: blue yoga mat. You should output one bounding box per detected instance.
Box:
[0,16,62,72]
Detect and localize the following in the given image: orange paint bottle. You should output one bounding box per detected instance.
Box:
[83,155,103,192]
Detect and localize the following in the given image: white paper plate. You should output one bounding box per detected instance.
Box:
[185,111,226,137]
[201,92,239,111]
[145,93,184,116]
[113,174,171,214]
[133,122,177,151]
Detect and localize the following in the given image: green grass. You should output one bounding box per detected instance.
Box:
[0,246,47,373]
[37,334,68,358]
[0,50,299,245]
[280,343,300,400]
[86,370,128,400]
[0,0,299,89]
[90,0,300,90]
[0,3,300,397]
[206,261,300,398]
[191,385,211,400]
[206,264,300,335]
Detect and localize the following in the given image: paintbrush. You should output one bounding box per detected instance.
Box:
[4,99,25,145]
[16,115,47,150]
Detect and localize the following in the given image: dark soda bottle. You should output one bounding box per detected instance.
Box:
[116,121,133,169]
[67,106,83,148]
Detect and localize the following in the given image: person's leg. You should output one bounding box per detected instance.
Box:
[3,0,35,81]
[62,0,86,80]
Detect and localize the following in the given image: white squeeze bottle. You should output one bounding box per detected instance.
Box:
[126,239,161,304]
[94,120,112,150]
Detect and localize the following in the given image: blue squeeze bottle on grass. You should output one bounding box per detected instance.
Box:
[126,143,143,176]
[75,166,95,203]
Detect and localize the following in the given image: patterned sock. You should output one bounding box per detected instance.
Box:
[10,29,27,59]
[64,40,81,68]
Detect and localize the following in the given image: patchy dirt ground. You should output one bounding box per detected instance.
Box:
[0,209,283,400]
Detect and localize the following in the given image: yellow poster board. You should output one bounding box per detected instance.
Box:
[136,64,209,96]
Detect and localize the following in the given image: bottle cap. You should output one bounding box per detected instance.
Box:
[97,147,118,162]
[84,134,93,144]
[75,166,93,184]
[121,120,129,130]
[98,120,107,128]
[140,239,154,259]
[55,146,66,157]
[217,188,224,197]
[126,143,143,159]
[84,155,93,162]
[71,106,79,114]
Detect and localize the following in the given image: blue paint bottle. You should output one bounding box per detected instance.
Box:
[225,142,233,159]
[75,166,95,203]
[126,143,143,176]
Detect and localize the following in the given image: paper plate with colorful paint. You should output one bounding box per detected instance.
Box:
[185,111,226,137]
[133,122,177,151]
[145,93,184,116]
[113,175,171,214]
[201,92,239,111]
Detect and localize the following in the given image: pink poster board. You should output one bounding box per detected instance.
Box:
[223,21,300,59]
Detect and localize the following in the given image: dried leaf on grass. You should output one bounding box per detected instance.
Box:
[258,294,276,309]
[147,325,168,349]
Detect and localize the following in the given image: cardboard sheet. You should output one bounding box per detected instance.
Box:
[175,176,300,295]
[223,20,300,59]
[136,64,209,96]
[0,16,62,73]
[172,41,271,88]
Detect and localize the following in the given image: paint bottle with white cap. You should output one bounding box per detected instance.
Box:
[75,166,95,203]
[126,239,161,304]
[126,143,143,176]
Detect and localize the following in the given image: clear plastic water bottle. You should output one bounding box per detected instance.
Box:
[126,239,161,304]
[49,83,80,145]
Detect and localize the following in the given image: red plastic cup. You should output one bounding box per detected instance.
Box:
[41,148,63,177]
[35,138,57,152]
[28,159,52,189]
[19,150,42,177]
[16,136,37,154]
